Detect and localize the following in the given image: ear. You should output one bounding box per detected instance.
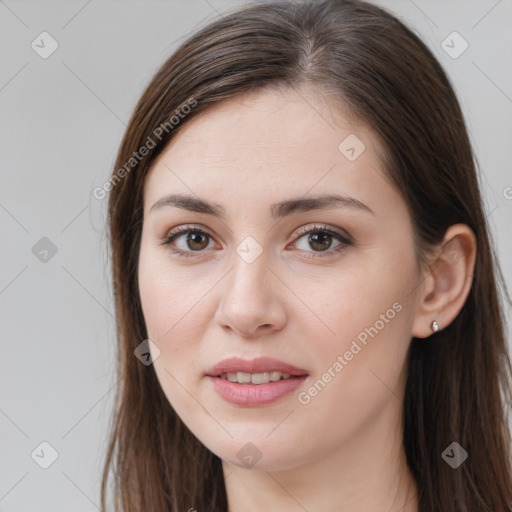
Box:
[412,224,477,338]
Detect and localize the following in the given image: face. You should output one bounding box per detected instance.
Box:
[138,87,422,472]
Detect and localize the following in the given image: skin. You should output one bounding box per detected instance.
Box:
[138,86,476,511]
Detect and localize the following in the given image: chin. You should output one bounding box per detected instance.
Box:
[208,436,310,472]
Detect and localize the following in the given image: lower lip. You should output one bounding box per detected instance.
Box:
[208,375,308,406]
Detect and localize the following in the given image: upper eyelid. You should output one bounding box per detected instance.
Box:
[293,223,352,241]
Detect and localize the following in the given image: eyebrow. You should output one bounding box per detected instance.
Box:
[149,193,374,219]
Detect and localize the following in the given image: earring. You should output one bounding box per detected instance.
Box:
[431,320,440,333]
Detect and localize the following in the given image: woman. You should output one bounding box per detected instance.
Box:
[101,0,512,510]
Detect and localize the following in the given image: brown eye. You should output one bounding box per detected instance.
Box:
[292,224,353,259]
[161,226,215,258]
[307,232,335,252]
[184,232,210,251]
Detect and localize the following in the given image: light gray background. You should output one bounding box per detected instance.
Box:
[0,1,511,511]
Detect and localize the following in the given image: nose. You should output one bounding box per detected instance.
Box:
[214,251,287,338]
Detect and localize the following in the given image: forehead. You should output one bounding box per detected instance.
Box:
[143,87,392,211]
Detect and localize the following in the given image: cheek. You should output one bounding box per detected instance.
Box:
[137,244,221,416]
[292,247,415,349]
[138,241,209,343]
[138,248,209,417]
[294,245,416,405]
[291,295,412,463]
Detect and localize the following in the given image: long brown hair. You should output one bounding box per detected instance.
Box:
[101,1,512,510]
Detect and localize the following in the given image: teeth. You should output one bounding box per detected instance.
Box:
[221,371,294,384]
[236,371,252,384]
[251,372,270,384]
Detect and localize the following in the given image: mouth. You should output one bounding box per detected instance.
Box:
[206,357,309,406]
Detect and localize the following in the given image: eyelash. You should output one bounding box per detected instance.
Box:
[160,223,353,260]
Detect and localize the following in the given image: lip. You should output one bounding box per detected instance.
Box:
[206,357,309,407]
[208,375,308,406]
[207,357,309,377]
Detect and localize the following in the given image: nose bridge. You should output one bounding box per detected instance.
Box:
[229,237,271,300]
[214,234,286,336]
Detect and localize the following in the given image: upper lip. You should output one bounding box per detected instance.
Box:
[207,357,309,377]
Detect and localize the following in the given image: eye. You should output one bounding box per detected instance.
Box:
[160,223,353,259]
[160,225,216,258]
[289,223,353,259]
